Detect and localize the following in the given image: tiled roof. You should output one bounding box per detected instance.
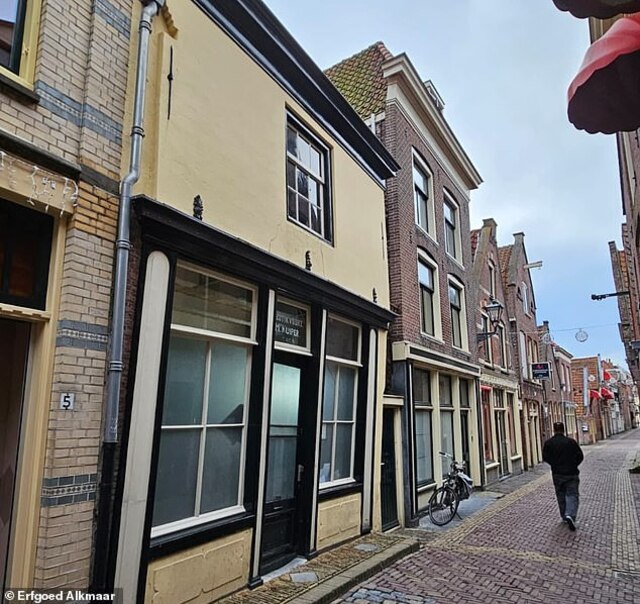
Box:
[325,42,393,119]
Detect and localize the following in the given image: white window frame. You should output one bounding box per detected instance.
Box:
[443,189,462,263]
[497,324,507,368]
[488,260,497,297]
[412,151,436,240]
[519,330,528,378]
[448,276,468,351]
[151,264,257,537]
[413,367,435,488]
[417,250,442,340]
[480,313,492,364]
[320,315,362,488]
[286,114,332,242]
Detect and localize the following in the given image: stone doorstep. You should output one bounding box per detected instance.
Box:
[289,540,419,604]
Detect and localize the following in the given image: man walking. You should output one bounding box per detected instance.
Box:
[542,422,584,531]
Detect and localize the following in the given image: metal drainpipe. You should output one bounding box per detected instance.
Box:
[105,0,165,444]
[91,0,164,591]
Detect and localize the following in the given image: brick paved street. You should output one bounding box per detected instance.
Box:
[336,430,640,604]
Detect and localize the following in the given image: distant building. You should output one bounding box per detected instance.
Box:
[471,218,524,485]
[327,42,483,526]
[497,233,544,469]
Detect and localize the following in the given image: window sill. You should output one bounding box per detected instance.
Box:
[484,461,500,470]
[510,454,522,461]
[452,345,471,356]
[417,482,436,493]
[0,70,39,103]
[445,252,465,270]
[318,480,361,501]
[415,224,438,245]
[420,332,444,345]
[149,509,254,560]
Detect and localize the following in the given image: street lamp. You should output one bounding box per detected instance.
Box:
[590,290,629,301]
[477,298,504,342]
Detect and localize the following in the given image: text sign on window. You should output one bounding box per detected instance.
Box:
[531,362,551,379]
[274,301,307,348]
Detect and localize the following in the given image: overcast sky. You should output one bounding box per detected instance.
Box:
[265,0,625,367]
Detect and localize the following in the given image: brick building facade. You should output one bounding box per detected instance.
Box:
[471,218,524,485]
[497,233,544,470]
[0,0,134,593]
[327,43,483,524]
[571,355,606,445]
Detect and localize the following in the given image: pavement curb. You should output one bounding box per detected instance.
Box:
[289,539,420,604]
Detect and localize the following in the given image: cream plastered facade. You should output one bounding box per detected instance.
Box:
[316,493,362,552]
[144,529,253,604]
[125,1,390,310]
[120,1,393,599]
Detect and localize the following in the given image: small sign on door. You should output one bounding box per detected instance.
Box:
[60,392,75,410]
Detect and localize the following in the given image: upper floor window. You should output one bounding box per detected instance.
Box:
[443,191,460,261]
[488,260,496,297]
[1,1,27,73]
[448,279,466,349]
[286,117,332,242]
[521,282,529,314]
[418,257,435,336]
[412,154,434,237]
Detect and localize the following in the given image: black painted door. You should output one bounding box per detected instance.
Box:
[261,355,305,573]
[381,408,399,530]
[460,411,471,474]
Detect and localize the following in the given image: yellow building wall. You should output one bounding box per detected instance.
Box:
[144,529,252,604]
[128,1,390,309]
[317,493,362,551]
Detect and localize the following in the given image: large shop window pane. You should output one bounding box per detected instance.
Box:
[337,366,356,420]
[319,423,333,483]
[152,429,200,526]
[326,317,359,361]
[201,427,242,513]
[334,424,353,480]
[413,368,431,404]
[207,342,248,424]
[323,363,336,421]
[162,336,207,425]
[441,411,454,475]
[439,375,452,407]
[172,266,253,337]
[415,410,433,485]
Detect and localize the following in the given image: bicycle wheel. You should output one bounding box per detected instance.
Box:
[428,485,459,526]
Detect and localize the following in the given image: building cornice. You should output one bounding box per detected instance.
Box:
[382,53,482,190]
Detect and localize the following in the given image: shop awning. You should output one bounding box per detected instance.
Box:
[568,14,640,133]
[589,389,603,399]
[480,385,492,392]
[553,0,640,19]
[600,387,615,399]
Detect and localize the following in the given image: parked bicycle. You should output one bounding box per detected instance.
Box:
[428,452,474,526]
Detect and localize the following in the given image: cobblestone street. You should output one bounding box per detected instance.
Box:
[336,430,640,604]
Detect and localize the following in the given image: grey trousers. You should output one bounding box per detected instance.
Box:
[552,474,580,520]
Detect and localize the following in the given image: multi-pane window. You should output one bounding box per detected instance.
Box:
[481,315,491,363]
[521,282,529,314]
[507,393,517,455]
[439,374,452,407]
[413,368,433,486]
[443,194,458,259]
[1,0,27,73]
[418,258,435,336]
[286,119,332,241]
[482,389,494,462]
[320,317,360,485]
[448,281,463,348]
[497,324,506,368]
[488,261,496,297]
[152,265,255,535]
[413,159,431,233]
[459,379,470,408]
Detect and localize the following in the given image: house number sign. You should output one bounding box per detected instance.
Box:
[60,392,75,410]
[274,301,307,348]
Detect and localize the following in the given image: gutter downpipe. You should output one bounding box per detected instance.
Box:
[92,0,164,591]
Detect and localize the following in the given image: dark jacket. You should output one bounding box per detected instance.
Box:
[542,433,584,476]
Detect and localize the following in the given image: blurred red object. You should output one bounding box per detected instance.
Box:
[553,0,640,19]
